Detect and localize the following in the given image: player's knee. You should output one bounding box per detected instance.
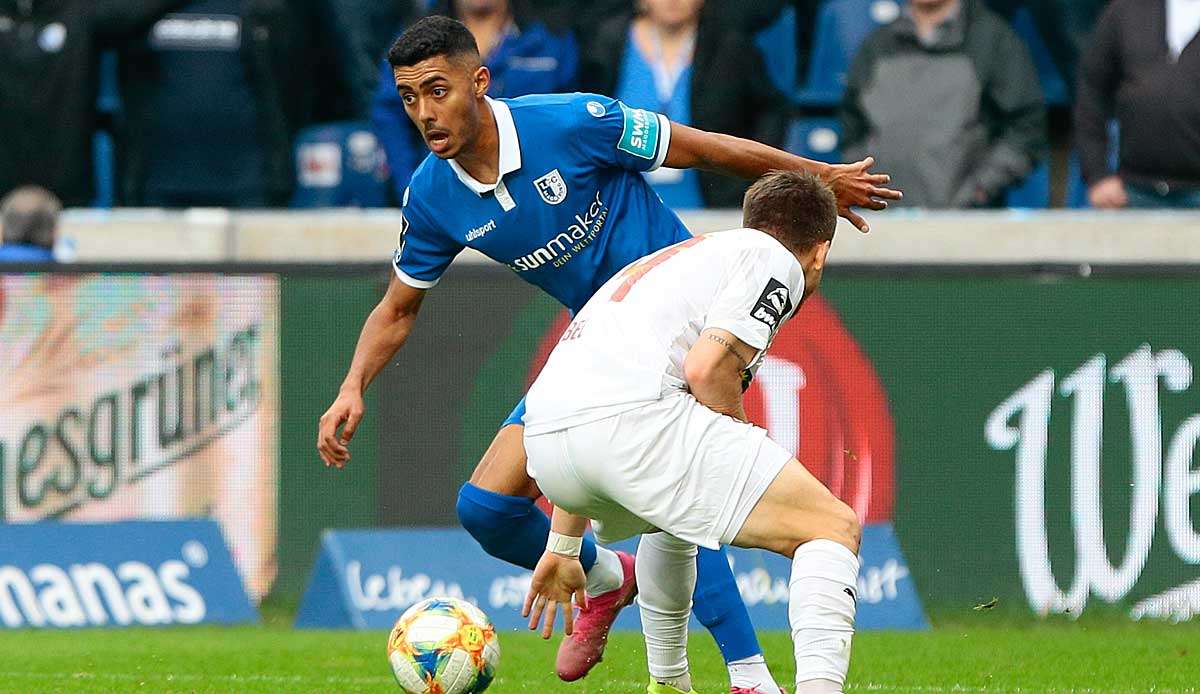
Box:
[819,501,861,555]
[777,500,860,558]
[455,485,508,552]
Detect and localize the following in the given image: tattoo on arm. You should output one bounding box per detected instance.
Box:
[705,333,748,368]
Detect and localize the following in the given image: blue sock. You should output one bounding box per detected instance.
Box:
[456,482,597,572]
[692,546,762,663]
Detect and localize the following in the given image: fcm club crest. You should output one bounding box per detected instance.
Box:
[533,169,568,205]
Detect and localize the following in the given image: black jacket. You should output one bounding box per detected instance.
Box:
[0,0,187,206]
[326,0,416,118]
[1074,0,1200,191]
[117,0,343,205]
[580,10,787,208]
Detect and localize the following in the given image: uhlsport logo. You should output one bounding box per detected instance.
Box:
[533,169,568,205]
[987,344,1200,621]
[0,541,210,628]
[466,219,496,242]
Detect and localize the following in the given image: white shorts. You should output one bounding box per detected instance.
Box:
[524,392,793,550]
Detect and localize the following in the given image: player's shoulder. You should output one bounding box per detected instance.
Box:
[711,228,801,267]
[713,228,786,251]
[404,153,451,205]
[406,151,442,191]
[503,92,618,125]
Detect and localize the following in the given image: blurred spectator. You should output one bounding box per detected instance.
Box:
[532,0,789,37]
[1075,0,1200,209]
[0,1,187,207]
[0,186,61,263]
[983,0,1107,92]
[372,0,578,197]
[117,0,341,208]
[327,0,419,117]
[840,0,1047,208]
[581,0,786,208]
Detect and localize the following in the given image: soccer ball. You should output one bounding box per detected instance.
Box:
[387,597,501,693]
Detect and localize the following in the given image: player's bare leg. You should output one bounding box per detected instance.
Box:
[467,424,541,498]
[732,459,862,694]
[457,423,635,680]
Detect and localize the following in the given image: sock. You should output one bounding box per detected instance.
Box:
[585,546,624,596]
[692,546,764,663]
[455,483,597,572]
[728,654,782,693]
[789,539,860,691]
[636,532,697,687]
[657,673,694,692]
[792,680,842,694]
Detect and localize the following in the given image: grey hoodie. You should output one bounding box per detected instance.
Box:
[840,0,1047,207]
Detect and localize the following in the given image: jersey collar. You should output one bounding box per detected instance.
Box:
[448,96,522,196]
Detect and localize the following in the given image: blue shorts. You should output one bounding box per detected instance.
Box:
[502,397,527,428]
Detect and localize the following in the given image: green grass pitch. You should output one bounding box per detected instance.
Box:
[0,618,1198,692]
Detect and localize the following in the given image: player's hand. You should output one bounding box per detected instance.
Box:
[523,551,587,639]
[1088,176,1128,209]
[317,388,365,469]
[823,156,902,233]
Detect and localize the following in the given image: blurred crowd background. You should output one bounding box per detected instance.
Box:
[0,0,1197,250]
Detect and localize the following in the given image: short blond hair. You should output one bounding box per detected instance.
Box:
[1,186,61,249]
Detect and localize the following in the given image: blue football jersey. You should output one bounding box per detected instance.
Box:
[392,93,693,312]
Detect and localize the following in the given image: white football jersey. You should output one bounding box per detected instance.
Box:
[524,228,805,434]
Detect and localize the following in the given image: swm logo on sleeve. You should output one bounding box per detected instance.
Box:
[751,278,793,330]
[533,169,568,205]
[617,103,660,160]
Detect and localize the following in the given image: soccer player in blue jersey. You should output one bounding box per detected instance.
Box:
[317,16,899,694]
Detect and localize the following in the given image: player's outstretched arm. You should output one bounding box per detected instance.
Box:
[664,123,902,233]
[317,275,426,468]
[523,507,589,639]
[683,328,758,423]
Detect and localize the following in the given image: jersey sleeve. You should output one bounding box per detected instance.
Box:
[704,245,805,352]
[391,187,464,289]
[567,94,672,173]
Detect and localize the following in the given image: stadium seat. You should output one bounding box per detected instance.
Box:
[92,51,120,209]
[1065,154,1089,208]
[784,118,843,162]
[1004,160,1050,209]
[755,5,798,99]
[291,122,390,208]
[1009,7,1068,106]
[796,0,901,107]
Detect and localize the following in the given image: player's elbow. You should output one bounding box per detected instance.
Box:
[683,354,735,393]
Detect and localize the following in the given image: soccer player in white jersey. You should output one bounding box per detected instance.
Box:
[521,171,861,694]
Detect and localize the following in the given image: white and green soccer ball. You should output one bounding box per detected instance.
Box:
[387,597,501,693]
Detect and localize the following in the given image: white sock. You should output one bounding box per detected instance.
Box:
[728,654,781,693]
[636,532,697,686]
[657,672,694,692]
[789,539,860,692]
[585,545,624,597]
[793,679,843,694]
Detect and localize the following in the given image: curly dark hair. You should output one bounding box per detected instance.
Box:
[387,15,480,68]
